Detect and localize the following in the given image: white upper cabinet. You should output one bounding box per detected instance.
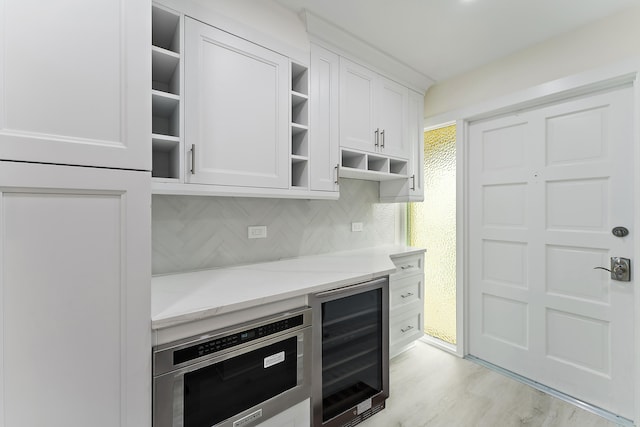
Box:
[0,0,150,171]
[152,9,338,200]
[309,44,340,193]
[184,17,289,189]
[407,90,425,200]
[377,77,409,158]
[380,89,425,202]
[339,59,377,153]
[149,1,428,199]
[339,58,409,160]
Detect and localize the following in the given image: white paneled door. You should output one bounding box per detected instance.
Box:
[468,86,635,419]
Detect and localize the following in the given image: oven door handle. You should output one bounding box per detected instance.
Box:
[313,276,388,298]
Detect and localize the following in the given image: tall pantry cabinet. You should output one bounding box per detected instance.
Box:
[0,1,151,427]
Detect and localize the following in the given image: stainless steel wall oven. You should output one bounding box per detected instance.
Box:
[310,277,389,427]
[153,307,312,427]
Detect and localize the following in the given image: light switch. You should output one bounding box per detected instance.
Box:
[351,222,363,232]
[248,226,267,239]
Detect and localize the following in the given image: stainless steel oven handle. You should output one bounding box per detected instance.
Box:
[313,276,388,298]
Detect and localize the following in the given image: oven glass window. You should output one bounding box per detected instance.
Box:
[321,288,382,422]
[183,336,298,427]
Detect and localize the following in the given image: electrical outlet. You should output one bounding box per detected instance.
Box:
[248,226,267,239]
[351,222,363,232]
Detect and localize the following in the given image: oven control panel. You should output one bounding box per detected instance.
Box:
[173,314,304,365]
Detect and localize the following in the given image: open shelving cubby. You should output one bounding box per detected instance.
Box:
[339,149,409,181]
[367,154,389,173]
[290,62,309,188]
[389,158,408,176]
[152,5,182,181]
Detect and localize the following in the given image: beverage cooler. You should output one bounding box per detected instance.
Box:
[310,277,389,427]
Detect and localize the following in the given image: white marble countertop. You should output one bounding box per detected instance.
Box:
[152,245,424,329]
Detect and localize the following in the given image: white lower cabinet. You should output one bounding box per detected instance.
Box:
[0,162,151,427]
[256,398,310,427]
[389,252,425,358]
[390,307,423,351]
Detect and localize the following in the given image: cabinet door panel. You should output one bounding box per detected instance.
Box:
[0,0,150,170]
[309,45,339,192]
[0,162,151,427]
[378,77,409,159]
[408,90,425,199]
[185,18,288,189]
[339,58,376,152]
[379,90,424,202]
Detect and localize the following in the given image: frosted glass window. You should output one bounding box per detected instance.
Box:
[409,124,456,344]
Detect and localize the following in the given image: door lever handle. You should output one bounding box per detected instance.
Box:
[594,257,631,281]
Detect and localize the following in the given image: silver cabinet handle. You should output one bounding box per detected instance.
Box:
[410,174,416,191]
[334,164,339,184]
[190,144,196,175]
[400,264,415,270]
[374,128,380,148]
[401,325,414,333]
[380,129,385,148]
[400,292,414,299]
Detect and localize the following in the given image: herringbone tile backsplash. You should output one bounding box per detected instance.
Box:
[152,179,398,275]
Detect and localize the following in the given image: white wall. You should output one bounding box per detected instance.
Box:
[424,5,640,118]
[152,179,397,274]
[193,0,304,40]
[190,0,309,59]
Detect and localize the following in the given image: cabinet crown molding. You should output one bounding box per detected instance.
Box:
[301,10,434,94]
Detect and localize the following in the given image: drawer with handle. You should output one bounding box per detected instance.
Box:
[390,308,423,350]
[390,253,423,277]
[390,273,422,309]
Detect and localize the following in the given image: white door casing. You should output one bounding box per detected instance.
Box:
[468,86,635,419]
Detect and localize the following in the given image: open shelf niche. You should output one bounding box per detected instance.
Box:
[339,148,409,181]
[290,62,309,188]
[152,5,182,180]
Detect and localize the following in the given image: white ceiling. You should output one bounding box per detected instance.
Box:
[275,0,639,82]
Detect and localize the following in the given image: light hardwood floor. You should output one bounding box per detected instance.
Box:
[361,341,621,427]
